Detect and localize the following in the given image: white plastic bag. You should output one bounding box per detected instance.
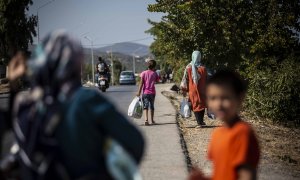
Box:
[128,97,143,119]
[180,98,191,118]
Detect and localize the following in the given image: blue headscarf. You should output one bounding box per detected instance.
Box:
[190,50,202,85]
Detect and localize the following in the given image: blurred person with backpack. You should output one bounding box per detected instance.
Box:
[9,30,144,180]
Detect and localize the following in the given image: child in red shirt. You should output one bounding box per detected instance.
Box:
[189,70,260,180]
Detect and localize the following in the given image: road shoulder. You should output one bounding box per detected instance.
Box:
[139,84,188,180]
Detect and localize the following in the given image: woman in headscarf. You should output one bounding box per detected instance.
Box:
[12,30,144,180]
[181,50,207,128]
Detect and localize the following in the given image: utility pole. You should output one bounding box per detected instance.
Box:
[111,46,114,85]
[132,47,143,74]
[37,11,39,42]
[84,36,95,84]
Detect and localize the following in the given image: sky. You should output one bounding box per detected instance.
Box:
[28,0,163,47]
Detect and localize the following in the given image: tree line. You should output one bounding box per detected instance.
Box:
[147,0,300,125]
[0,0,36,63]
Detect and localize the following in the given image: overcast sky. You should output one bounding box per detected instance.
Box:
[28,0,163,47]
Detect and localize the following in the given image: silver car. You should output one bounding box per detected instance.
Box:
[119,71,136,85]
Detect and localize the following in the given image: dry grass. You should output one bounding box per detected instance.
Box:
[162,90,300,180]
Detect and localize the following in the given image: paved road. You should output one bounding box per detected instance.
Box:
[104,85,187,180]
[0,93,13,158]
[1,85,188,179]
[0,93,9,111]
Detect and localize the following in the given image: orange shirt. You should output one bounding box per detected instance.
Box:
[208,121,260,180]
[186,66,207,112]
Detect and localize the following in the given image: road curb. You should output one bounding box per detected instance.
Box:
[161,90,193,172]
[139,84,188,180]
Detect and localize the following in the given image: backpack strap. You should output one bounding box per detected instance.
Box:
[14,88,82,180]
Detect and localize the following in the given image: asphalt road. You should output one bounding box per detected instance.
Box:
[0,85,137,117]
[0,85,138,156]
[0,93,13,158]
[0,85,187,180]
[104,85,138,117]
[0,93,9,111]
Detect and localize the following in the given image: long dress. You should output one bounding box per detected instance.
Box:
[185,65,207,112]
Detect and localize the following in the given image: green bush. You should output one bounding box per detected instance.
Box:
[243,59,300,126]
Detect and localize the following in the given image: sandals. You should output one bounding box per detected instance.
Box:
[145,120,157,126]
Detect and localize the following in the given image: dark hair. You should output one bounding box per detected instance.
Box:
[207,69,247,96]
[98,56,103,61]
[148,60,156,70]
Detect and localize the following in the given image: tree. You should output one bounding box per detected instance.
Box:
[0,0,37,63]
[112,59,122,85]
[147,0,300,125]
[147,0,299,68]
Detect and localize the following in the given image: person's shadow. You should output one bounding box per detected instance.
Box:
[185,125,219,129]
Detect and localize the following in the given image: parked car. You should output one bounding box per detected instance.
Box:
[119,71,136,85]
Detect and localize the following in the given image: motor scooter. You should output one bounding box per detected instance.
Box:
[98,74,109,92]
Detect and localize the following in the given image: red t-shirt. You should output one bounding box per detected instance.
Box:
[208,121,260,180]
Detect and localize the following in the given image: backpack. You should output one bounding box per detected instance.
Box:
[13,92,73,180]
[13,89,142,180]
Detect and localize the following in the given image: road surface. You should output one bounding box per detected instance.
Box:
[104,85,187,179]
[0,85,187,180]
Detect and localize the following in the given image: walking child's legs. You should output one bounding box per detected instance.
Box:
[194,110,206,126]
[150,110,155,123]
[149,94,155,123]
[144,109,148,121]
[144,109,149,125]
[142,94,155,125]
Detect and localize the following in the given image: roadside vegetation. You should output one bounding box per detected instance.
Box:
[147,0,300,126]
[162,90,300,179]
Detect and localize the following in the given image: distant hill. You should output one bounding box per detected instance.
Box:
[96,42,150,57]
[83,51,149,74]
[83,42,152,73]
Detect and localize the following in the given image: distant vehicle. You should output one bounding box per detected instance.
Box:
[119,71,136,85]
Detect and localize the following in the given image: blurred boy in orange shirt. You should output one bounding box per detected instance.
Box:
[189,70,260,180]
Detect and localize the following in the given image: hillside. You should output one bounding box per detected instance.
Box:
[83,42,151,73]
[83,51,149,74]
[96,42,150,57]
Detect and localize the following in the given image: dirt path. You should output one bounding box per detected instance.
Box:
[162,89,300,180]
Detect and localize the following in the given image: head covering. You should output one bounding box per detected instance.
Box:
[190,50,202,85]
[27,30,82,99]
[12,31,84,179]
[14,30,83,140]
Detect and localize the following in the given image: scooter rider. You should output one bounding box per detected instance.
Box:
[96,56,110,82]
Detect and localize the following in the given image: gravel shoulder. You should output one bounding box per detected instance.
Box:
[162,88,300,180]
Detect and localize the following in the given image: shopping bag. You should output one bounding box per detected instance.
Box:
[180,98,191,118]
[128,97,143,119]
